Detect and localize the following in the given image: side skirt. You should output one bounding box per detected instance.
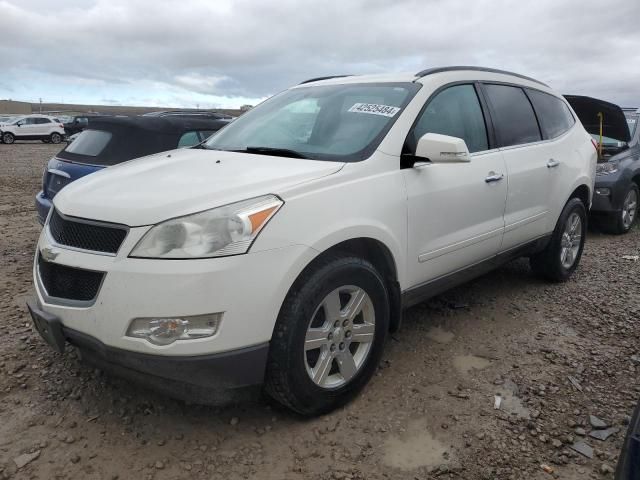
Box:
[401,234,551,309]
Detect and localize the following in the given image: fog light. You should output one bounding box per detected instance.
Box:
[127,313,222,346]
[595,188,611,196]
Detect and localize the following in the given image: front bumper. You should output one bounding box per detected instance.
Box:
[27,300,269,390]
[34,223,317,357]
[35,191,52,225]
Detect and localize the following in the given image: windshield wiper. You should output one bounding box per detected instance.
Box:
[238,146,309,159]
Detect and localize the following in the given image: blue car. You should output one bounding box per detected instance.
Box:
[36,115,230,224]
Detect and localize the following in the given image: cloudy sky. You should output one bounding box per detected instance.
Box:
[1,0,638,109]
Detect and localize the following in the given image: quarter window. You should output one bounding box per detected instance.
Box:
[484,84,541,147]
[177,131,201,148]
[412,84,489,153]
[527,90,575,139]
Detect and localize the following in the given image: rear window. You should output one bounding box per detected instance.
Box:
[484,84,542,147]
[64,130,112,157]
[527,90,575,139]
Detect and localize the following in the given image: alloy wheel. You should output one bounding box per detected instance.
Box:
[560,212,582,269]
[622,188,638,230]
[304,285,375,389]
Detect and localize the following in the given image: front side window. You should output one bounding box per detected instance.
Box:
[484,84,542,147]
[411,84,489,153]
[527,90,574,139]
[203,83,421,161]
[64,130,112,157]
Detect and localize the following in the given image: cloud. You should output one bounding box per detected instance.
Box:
[0,0,638,107]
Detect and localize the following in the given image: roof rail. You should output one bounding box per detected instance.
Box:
[414,66,548,87]
[299,75,353,85]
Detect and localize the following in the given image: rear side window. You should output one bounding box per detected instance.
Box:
[64,130,112,157]
[177,131,201,148]
[35,118,51,124]
[484,84,541,147]
[527,90,575,139]
[412,84,489,153]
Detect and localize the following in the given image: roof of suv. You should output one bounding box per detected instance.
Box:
[296,66,549,89]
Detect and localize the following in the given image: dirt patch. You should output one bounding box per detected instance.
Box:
[382,420,450,470]
[0,142,639,479]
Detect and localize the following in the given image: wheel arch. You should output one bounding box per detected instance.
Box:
[569,183,591,210]
[280,236,403,333]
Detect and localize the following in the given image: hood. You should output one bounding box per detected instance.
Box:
[54,148,344,226]
[564,95,631,143]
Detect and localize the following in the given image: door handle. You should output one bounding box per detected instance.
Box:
[485,172,504,183]
[547,158,560,168]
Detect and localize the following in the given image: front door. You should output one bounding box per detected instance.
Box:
[403,83,507,288]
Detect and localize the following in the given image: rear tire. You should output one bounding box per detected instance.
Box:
[49,132,62,144]
[264,254,389,416]
[530,197,587,282]
[2,132,14,144]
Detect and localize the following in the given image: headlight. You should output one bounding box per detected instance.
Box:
[130,194,283,259]
[596,162,618,175]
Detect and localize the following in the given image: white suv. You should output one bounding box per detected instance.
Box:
[1,115,65,144]
[29,67,597,415]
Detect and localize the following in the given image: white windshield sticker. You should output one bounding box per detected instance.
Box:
[348,103,400,117]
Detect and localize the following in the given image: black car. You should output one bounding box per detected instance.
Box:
[565,96,638,233]
[63,115,101,137]
[142,110,235,121]
[36,115,229,223]
[615,398,640,479]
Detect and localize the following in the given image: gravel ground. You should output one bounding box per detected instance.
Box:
[0,141,639,480]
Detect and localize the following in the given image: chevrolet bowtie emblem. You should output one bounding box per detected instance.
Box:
[41,247,59,262]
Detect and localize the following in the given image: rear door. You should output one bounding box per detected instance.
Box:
[481,83,550,251]
[403,83,507,287]
[35,117,52,135]
[526,89,578,231]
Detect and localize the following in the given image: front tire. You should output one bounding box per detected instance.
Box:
[49,132,62,144]
[2,132,14,144]
[264,254,389,416]
[606,184,638,234]
[530,197,587,282]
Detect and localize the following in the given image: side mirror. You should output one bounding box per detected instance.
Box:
[414,133,471,165]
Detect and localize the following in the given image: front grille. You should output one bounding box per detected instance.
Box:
[49,209,128,254]
[38,255,104,302]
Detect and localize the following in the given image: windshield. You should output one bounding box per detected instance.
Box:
[203,82,420,161]
[625,112,638,138]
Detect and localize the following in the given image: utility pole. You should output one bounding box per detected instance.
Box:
[39,98,42,113]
